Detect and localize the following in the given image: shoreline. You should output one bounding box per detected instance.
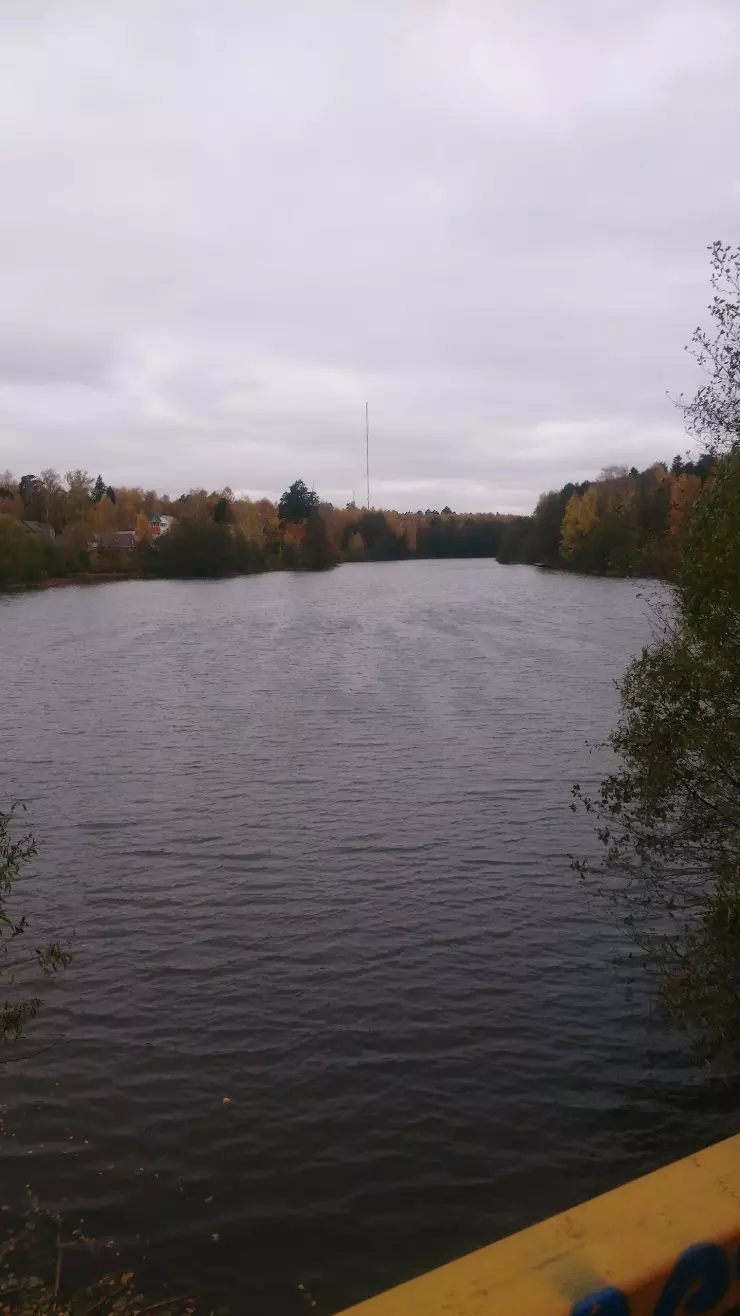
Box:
[3,571,149,593]
[2,559,670,594]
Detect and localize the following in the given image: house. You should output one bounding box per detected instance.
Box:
[22,520,55,541]
[148,515,176,538]
[109,530,137,551]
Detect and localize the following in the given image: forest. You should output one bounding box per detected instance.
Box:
[0,471,509,587]
[0,454,714,588]
[498,454,715,576]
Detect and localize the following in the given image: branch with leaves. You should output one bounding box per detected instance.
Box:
[0,806,71,1048]
[574,243,740,1064]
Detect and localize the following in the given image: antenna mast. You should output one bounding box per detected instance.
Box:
[365,401,370,510]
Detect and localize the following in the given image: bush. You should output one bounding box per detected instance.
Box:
[0,516,47,586]
[148,520,266,579]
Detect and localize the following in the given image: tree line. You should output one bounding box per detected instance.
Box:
[0,469,514,587]
[0,455,720,590]
[0,440,722,592]
[497,453,715,576]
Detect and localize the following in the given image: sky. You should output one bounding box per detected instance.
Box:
[1,1,739,513]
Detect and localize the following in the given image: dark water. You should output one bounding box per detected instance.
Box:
[0,562,734,1314]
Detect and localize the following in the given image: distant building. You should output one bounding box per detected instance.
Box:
[149,515,176,538]
[109,531,137,551]
[22,520,55,541]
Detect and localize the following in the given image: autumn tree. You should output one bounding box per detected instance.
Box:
[134,510,150,541]
[498,459,695,578]
[90,494,117,542]
[668,472,702,568]
[112,487,144,530]
[175,488,211,522]
[65,469,94,521]
[560,486,598,560]
[576,242,740,1060]
[38,468,65,528]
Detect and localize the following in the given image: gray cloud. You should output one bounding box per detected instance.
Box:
[0,0,738,510]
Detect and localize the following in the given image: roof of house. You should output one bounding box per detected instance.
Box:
[109,530,137,548]
[23,520,55,539]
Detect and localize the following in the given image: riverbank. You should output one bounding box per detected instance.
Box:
[4,571,149,592]
[1,560,336,593]
[2,556,668,595]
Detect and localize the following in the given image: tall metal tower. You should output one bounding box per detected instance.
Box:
[365,401,370,510]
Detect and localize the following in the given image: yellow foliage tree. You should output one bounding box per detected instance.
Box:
[65,469,94,521]
[114,488,145,530]
[669,473,702,544]
[560,487,599,558]
[134,511,150,541]
[90,496,117,539]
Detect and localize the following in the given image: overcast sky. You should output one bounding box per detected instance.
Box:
[1,1,739,512]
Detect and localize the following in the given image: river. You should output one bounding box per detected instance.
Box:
[0,561,734,1314]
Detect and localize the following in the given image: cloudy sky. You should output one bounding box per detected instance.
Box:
[1,1,739,512]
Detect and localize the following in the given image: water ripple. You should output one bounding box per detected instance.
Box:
[0,563,731,1315]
